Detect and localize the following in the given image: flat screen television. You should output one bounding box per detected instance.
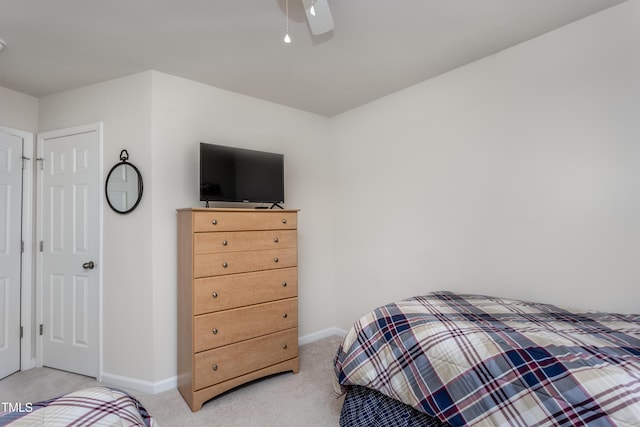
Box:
[199,143,284,207]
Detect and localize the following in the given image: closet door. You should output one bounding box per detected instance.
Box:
[39,125,100,377]
[0,130,23,380]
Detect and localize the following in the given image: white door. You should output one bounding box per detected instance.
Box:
[0,130,22,380]
[39,126,100,377]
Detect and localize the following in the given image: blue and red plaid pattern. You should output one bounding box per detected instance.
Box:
[341,385,451,426]
[334,292,640,426]
[0,387,155,426]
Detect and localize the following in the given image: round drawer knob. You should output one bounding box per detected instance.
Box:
[274,237,279,243]
[212,292,218,298]
[282,218,287,224]
[222,240,228,246]
[282,281,287,287]
[274,257,279,263]
[222,262,228,268]
[212,328,218,335]
[282,344,288,350]
[212,364,218,371]
[212,219,217,225]
[283,313,288,319]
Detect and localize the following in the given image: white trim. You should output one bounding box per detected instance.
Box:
[0,126,35,372]
[100,372,178,395]
[99,327,348,395]
[20,131,34,371]
[298,327,347,346]
[96,123,104,383]
[35,132,42,369]
[35,123,104,380]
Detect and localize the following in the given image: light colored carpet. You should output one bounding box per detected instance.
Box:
[0,335,345,426]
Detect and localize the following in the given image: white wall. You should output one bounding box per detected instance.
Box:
[0,86,37,132]
[331,0,640,329]
[38,72,155,382]
[149,71,335,380]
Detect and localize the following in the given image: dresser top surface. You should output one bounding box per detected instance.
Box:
[177,208,299,213]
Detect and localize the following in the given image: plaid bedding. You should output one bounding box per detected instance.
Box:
[333,291,640,426]
[0,387,156,426]
[340,385,452,426]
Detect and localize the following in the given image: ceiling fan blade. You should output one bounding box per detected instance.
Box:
[301,0,334,35]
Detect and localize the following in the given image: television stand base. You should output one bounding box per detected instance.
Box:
[257,203,283,210]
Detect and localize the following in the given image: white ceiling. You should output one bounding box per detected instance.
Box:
[0,0,627,117]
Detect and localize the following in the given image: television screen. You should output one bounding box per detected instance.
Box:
[199,143,284,204]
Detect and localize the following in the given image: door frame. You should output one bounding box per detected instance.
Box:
[35,122,104,380]
[0,126,34,373]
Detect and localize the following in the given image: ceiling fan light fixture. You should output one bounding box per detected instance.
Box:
[284,0,292,44]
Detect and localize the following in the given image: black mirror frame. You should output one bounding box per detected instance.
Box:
[105,149,144,214]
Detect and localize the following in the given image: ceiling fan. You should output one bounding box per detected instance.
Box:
[301,0,334,35]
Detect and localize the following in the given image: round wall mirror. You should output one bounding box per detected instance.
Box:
[105,150,143,214]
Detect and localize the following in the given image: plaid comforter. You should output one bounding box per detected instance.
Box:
[334,292,640,426]
[0,387,156,426]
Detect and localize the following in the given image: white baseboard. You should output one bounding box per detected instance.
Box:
[100,327,347,395]
[100,371,177,395]
[298,327,347,346]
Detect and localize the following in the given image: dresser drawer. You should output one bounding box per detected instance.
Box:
[194,268,298,315]
[193,211,297,232]
[193,328,298,390]
[194,298,298,352]
[193,252,252,278]
[194,230,297,254]
[250,248,297,271]
[194,248,298,278]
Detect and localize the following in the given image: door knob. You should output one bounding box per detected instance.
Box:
[82,261,95,270]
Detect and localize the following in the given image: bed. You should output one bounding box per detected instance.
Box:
[333,291,640,426]
[0,386,156,426]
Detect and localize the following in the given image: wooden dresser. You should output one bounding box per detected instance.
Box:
[177,208,299,412]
